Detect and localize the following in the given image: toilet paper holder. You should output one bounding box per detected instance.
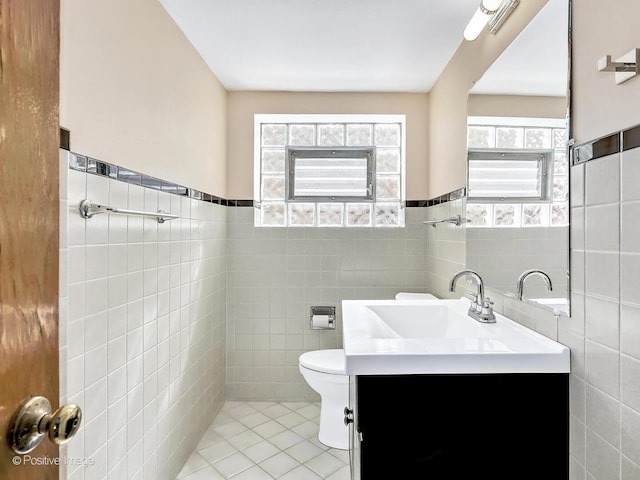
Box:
[310,306,336,330]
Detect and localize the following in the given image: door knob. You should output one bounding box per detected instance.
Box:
[344,407,354,426]
[8,396,82,454]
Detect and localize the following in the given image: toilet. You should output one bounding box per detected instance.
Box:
[299,349,349,450]
[298,294,437,450]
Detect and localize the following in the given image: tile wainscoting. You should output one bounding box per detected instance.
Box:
[59,150,227,480]
[567,125,640,479]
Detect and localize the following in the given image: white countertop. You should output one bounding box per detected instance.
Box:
[342,298,570,375]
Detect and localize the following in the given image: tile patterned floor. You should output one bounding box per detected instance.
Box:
[177,401,350,480]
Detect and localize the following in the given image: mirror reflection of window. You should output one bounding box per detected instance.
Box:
[467,118,568,228]
[464,0,570,315]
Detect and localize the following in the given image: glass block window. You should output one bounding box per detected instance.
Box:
[467,117,568,228]
[254,115,406,227]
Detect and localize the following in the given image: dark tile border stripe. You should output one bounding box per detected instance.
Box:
[623,124,640,151]
[406,187,466,208]
[67,150,252,207]
[571,121,640,166]
[60,127,70,151]
[66,148,463,209]
[572,132,620,165]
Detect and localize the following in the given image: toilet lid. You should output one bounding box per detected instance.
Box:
[299,349,345,375]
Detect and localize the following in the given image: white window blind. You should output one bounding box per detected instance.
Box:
[468,151,551,202]
[287,147,374,202]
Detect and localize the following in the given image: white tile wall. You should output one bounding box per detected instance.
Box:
[467,226,569,299]
[225,206,430,401]
[424,199,467,299]
[566,147,640,479]
[59,152,227,480]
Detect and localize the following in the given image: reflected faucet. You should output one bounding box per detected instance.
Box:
[449,270,496,323]
[516,269,553,301]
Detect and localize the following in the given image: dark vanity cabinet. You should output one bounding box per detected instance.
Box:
[348,374,569,480]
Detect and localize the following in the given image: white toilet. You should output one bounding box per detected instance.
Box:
[299,349,349,450]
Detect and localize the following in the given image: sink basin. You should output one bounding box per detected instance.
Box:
[342,298,570,375]
[366,304,490,338]
[531,297,569,312]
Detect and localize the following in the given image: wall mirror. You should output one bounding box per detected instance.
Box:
[465,0,570,314]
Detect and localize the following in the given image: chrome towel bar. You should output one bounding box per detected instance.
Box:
[79,199,179,224]
[423,215,464,228]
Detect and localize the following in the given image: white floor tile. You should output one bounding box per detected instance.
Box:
[229,466,273,480]
[269,430,305,450]
[296,404,321,420]
[246,401,276,411]
[212,452,253,478]
[326,465,350,480]
[181,402,348,480]
[305,452,346,478]
[227,404,258,419]
[307,435,331,451]
[285,440,325,463]
[258,452,300,478]
[275,411,307,429]
[262,404,292,419]
[253,420,287,439]
[213,420,248,438]
[227,430,264,450]
[327,448,349,463]
[181,466,225,480]
[280,402,310,411]
[242,440,280,464]
[199,440,238,464]
[291,421,321,439]
[278,465,322,480]
[237,412,271,428]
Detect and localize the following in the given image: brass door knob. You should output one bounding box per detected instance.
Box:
[9,396,82,454]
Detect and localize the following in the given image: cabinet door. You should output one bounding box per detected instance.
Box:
[357,374,568,480]
[348,376,360,480]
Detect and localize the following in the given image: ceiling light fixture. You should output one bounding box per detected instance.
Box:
[463,0,520,42]
[488,0,520,35]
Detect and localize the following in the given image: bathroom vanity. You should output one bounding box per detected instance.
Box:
[342,299,570,480]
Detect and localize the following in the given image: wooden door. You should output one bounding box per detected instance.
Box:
[0,1,61,479]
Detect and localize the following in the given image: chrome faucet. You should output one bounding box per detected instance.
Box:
[449,270,496,323]
[516,269,553,301]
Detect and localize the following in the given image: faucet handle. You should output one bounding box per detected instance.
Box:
[479,297,496,323]
[481,297,494,315]
[465,292,478,311]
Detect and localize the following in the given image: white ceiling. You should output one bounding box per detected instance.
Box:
[470,0,568,96]
[159,0,567,95]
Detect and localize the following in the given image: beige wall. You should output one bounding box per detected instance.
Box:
[468,94,566,118]
[428,0,548,199]
[60,0,228,197]
[572,0,640,143]
[226,91,429,200]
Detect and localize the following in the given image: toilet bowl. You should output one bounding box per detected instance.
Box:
[299,349,349,450]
